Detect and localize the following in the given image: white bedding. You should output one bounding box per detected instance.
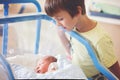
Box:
[12,63,87,79]
[7,54,87,79]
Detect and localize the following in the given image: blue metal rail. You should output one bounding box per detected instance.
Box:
[0,54,14,80]
[18,5,26,14]
[0,13,117,80]
[0,0,41,55]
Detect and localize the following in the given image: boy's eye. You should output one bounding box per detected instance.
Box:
[57,18,63,21]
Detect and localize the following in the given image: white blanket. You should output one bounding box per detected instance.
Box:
[12,63,87,79]
[7,54,87,79]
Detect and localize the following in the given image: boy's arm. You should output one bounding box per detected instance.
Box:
[57,27,71,60]
[96,36,120,79]
[108,61,120,79]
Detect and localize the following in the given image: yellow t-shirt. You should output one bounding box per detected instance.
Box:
[70,23,117,78]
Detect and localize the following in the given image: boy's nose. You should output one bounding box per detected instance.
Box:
[56,21,62,26]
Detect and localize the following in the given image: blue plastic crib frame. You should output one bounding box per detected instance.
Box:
[0,0,41,55]
[0,13,118,80]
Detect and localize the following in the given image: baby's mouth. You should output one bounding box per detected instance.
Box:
[37,70,41,73]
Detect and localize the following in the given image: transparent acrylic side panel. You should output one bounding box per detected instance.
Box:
[4,19,67,71]
[7,20,36,54]
[6,19,66,56]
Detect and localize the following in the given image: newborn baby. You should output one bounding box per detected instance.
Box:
[35,55,58,74]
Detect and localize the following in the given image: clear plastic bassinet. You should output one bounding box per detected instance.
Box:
[0,2,118,79]
[0,13,88,79]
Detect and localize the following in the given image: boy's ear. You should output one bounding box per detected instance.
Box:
[77,6,82,16]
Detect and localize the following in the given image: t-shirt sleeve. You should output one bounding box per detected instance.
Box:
[96,36,117,68]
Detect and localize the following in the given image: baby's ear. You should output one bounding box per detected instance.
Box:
[48,62,58,72]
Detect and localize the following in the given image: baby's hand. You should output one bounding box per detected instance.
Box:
[48,62,58,72]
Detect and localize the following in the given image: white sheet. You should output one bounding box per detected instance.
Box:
[7,54,87,79]
[11,63,87,79]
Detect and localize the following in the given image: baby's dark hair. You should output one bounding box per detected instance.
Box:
[44,56,57,63]
[44,0,86,17]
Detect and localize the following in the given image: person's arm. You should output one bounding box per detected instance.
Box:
[108,61,120,79]
[57,27,71,60]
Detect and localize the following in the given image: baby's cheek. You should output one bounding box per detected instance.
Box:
[40,65,49,73]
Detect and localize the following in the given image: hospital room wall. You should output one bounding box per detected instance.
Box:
[85,0,120,64]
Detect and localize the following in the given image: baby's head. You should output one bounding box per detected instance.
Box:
[35,55,57,74]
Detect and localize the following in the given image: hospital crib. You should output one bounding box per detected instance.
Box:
[0,1,118,80]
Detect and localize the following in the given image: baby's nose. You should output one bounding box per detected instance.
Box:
[36,69,41,73]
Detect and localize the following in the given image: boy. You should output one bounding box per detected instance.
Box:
[35,55,57,74]
[44,0,120,79]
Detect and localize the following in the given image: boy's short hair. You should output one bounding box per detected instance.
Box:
[44,0,86,17]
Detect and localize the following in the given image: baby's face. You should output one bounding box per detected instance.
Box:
[35,59,51,74]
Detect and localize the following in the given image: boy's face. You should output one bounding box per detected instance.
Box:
[53,10,79,31]
[35,59,50,74]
